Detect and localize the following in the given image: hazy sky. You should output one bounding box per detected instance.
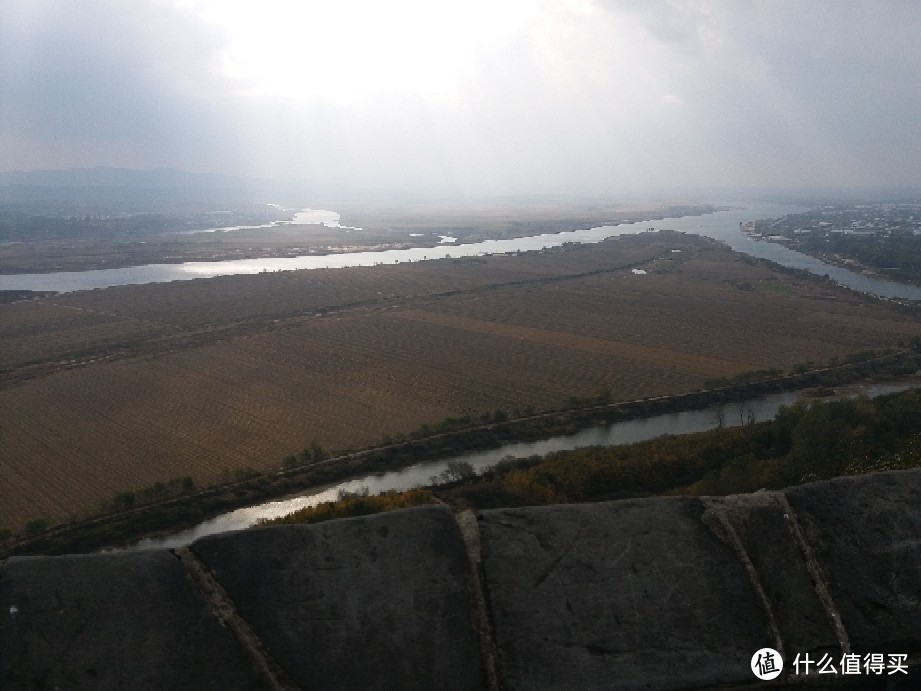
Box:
[2,0,920,196]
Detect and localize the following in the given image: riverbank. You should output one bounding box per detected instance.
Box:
[754,203,921,289]
[764,236,921,289]
[0,202,715,275]
[6,347,919,557]
[2,233,919,541]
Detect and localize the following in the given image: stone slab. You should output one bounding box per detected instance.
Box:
[785,469,921,653]
[0,550,266,690]
[712,492,840,655]
[478,498,771,691]
[190,505,482,691]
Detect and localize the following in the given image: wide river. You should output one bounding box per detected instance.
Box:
[126,380,918,551]
[5,203,921,300]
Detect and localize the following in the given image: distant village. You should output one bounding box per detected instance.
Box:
[752,203,921,240]
[751,203,921,284]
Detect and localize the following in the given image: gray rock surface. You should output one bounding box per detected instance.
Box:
[712,492,841,655]
[0,550,266,690]
[190,504,483,691]
[786,471,921,652]
[4,471,921,690]
[478,498,770,691]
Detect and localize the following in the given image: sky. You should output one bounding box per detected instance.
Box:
[1,0,920,197]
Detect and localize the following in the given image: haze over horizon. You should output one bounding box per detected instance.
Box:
[2,1,920,199]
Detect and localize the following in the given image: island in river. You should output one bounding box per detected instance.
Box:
[2,228,919,544]
[0,199,716,274]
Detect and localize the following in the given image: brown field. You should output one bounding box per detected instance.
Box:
[1,231,919,531]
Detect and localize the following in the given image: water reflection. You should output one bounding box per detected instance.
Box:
[4,204,921,300]
[126,380,918,551]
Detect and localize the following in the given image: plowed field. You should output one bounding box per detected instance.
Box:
[1,232,918,531]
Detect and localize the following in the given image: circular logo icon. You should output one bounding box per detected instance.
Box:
[751,648,783,680]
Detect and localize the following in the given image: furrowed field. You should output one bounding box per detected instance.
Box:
[1,232,918,532]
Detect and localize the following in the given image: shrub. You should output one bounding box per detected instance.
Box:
[25,518,50,538]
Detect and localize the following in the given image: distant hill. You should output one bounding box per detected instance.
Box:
[0,167,246,189]
[0,167,315,213]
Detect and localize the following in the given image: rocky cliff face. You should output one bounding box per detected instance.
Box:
[3,470,921,690]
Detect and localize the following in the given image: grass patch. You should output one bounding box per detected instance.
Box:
[757,280,796,296]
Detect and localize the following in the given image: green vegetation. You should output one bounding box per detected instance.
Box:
[271,388,921,525]
[489,388,921,503]
[756,280,795,297]
[304,440,328,462]
[405,410,512,440]
[98,477,195,514]
[24,518,50,538]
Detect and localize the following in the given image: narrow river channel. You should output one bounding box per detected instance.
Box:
[126,380,919,551]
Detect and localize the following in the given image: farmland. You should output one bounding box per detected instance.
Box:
[1,231,919,534]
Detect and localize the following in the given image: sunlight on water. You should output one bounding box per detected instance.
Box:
[124,380,919,552]
[4,204,921,300]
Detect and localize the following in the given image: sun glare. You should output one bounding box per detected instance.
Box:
[177,0,533,105]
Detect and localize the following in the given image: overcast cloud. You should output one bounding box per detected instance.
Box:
[1,0,920,196]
